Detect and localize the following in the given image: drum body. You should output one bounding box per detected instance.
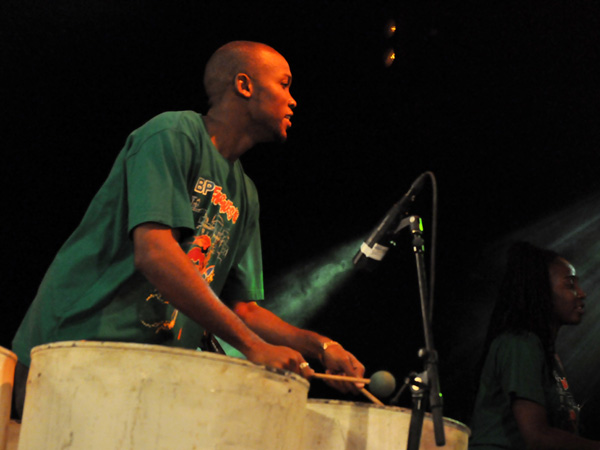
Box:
[18,341,309,450]
[0,347,17,450]
[303,399,470,450]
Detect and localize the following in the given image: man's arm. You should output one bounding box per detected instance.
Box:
[232,300,365,393]
[513,398,600,450]
[132,222,313,376]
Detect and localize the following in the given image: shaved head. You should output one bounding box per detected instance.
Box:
[203,41,283,106]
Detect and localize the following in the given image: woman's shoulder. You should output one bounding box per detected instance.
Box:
[492,331,543,350]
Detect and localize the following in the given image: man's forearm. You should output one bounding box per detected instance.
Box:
[232,301,328,360]
[133,224,265,356]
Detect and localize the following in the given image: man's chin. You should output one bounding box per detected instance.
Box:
[258,127,289,144]
[275,131,288,143]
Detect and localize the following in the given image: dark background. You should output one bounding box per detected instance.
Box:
[3,0,600,432]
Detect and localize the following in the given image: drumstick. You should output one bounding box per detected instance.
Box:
[359,388,384,406]
[311,373,385,406]
[311,373,371,384]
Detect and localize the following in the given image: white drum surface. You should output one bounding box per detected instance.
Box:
[303,399,470,450]
[18,341,309,450]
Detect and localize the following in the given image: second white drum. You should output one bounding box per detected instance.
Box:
[303,399,470,449]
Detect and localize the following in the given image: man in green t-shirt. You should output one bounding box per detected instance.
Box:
[12,41,366,418]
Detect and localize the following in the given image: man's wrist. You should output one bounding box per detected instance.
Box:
[319,340,341,362]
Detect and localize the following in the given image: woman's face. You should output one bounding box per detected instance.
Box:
[550,257,586,326]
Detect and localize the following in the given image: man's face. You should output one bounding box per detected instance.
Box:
[550,257,586,326]
[248,50,297,143]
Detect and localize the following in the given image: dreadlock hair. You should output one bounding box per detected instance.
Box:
[485,241,561,364]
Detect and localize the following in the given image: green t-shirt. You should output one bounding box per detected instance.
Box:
[13,111,264,366]
[469,332,579,449]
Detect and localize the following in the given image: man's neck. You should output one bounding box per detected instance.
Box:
[202,111,254,163]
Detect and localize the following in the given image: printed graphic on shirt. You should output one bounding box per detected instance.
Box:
[194,177,240,224]
[140,292,178,333]
[552,360,580,432]
[139,178,238,340]
[190,207,231,265]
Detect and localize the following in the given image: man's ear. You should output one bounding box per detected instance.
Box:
[235,73,252,99]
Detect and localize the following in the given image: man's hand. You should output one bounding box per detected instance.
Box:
[244,342,315,379]
[320,342,366,394]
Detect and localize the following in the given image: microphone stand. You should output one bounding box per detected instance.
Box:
[394,216,445,449]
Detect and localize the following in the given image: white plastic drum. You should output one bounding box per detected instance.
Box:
[0,347,17,450]
[18,341,309,450]
[303,399,470,449]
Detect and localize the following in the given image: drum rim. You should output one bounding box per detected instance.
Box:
[30,340,309,385]
[0,346,17,360]
[307,398,471,434]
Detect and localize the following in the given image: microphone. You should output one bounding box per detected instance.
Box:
[353,172,428,269]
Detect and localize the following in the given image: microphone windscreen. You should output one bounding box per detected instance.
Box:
[368,370,396,398]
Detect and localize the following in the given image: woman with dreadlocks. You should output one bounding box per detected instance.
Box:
[468,242,600,449]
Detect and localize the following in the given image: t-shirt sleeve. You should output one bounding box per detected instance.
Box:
[495,334,548,407]
[125,129,196,234]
